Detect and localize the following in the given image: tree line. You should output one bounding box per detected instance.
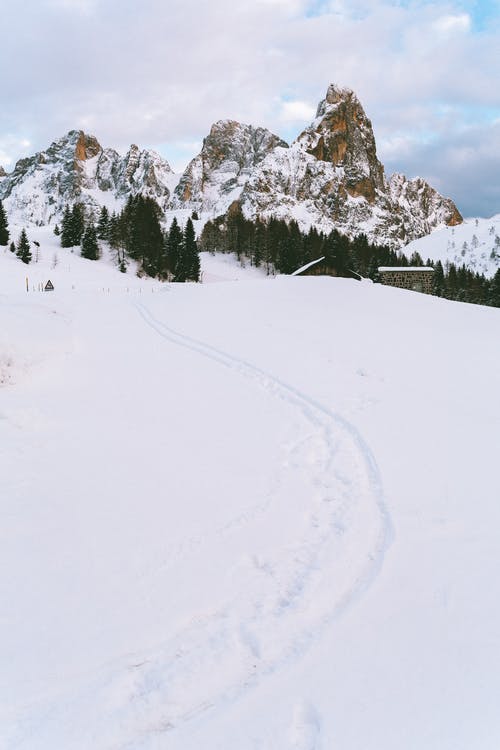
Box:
[199,205,500,307]
[1,194,499,304]
[57,197,200,281]
[0,199,32,263]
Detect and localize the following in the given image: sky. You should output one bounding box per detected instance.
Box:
[0,0,499,217]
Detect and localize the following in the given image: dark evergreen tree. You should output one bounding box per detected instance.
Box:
[489,269,500,307]
[60,205,73,247]
[16,229,32,264]
[9,240,16,253]
[81,224,99,260]
[71,203,86,246]
[0,199,9,245]
[252,221,266,268]
[123,196,164,276]
[433,260,445,297]
[97,205,110,240]
[107,212,122,250]
[182,217,200,282]
[409,251,424,266]
[445,263,458,299]
[53,223,60,236]
[166,217,183,280]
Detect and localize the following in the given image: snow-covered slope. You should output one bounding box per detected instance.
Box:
[1,244,500,749]
[403,213,500,278]
[0,130,178,225]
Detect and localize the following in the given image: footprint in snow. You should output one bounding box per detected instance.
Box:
[289,700,322,750]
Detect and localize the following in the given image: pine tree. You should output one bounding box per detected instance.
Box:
[9,241,16,253]
[489,269,500,307]
[0,199,9,245]
[166,217,183,280]
[433,260,445,296]
[122,196,163,276]
[97,205,110,240]
[16,229,32,264]
[183,217,200,282]
[71,203,86,246]
[53,223,60,236]
[60,205,73,247]
[81,224,99,260]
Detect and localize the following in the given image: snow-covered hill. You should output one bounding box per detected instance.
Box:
[403,213,500,278]
[1,245,500,749]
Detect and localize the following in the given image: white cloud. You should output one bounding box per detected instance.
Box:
[432,13,471,35]
[46,0,97,13]
[279,100,316,122]
[0,0,499,215]
[0,137,35,169]
[0,151,12,168]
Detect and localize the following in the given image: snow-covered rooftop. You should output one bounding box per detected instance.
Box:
[291,256,325,276]
[378,266,434,272]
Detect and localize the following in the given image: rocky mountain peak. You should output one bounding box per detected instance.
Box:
[202,120,288,171]
[295,83,385,202]
[0,84,464,248]
[73,131,102,161]
[46,129,102,164]
[0,166,6,178]
[116,145,175,208]
[171,120,288,212]
[316,83,359,117]
[0,129,175,224]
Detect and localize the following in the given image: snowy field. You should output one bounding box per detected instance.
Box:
[1,236,500,749]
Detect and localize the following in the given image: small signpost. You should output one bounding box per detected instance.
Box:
[44,280,54,292]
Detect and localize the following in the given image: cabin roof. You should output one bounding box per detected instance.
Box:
[378,266,434,272]
[292,256,326,276]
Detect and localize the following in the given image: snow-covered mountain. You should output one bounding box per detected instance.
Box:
[0,84,463,247]
[169,86,463,249]
[235,86,462,245]
[170,120,288,216]
[0,130,179,226]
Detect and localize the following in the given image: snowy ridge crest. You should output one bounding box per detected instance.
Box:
[0,85,463,247]
[0,130,176,225]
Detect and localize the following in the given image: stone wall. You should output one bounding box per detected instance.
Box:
[379,269,434,294]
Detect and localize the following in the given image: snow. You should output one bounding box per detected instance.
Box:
[403,214,500,278]
[291,256,325,275]
[1,238,500,749]
[378,266,434,271]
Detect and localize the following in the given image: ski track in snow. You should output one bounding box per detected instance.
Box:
[6,299,393,750]
[113,301,393,744]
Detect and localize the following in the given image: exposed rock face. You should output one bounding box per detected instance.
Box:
[296,84,385,202]
[74,132,101,162]
[235,85,462,246]
[389,173,463,229]
[0,130,176,225]
[0,166,7,178]
[170,120,288,215]
[0,85,463,248]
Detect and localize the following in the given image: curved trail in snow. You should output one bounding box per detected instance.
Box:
[110,300,395,741]
[8,298,393,750]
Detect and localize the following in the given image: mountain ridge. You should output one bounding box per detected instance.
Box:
[0,84,463,247]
